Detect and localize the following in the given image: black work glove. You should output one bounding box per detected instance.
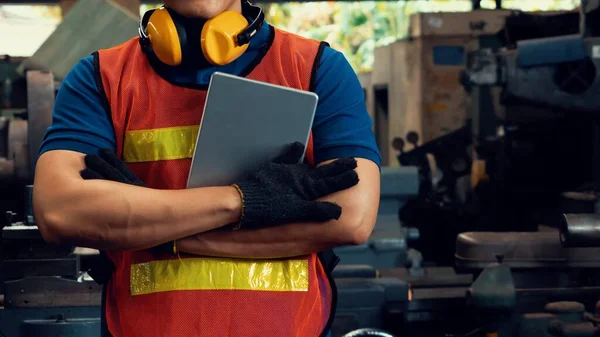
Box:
[233,142,359,230]
[80,149,145,186]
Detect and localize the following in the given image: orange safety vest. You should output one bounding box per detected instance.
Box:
[95,27,335,337]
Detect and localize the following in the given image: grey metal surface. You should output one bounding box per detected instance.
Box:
[516,34,586,67]
[378,166,418,216]
[187,72,318,188]
[17,0,138,80]
[2,257,80,279]
[510,38,600,111]
[375,166,418,238]
[332,265,378,279]
[2,224,42,240]
[455,231,600,269]
[4,277,102,308]
[379,166,419,197]
[0,307,101,337]
[26,71,54,180]
[22,316,101,337]
[467,263,516,311]
[334,238,407,269]
[464,37,600,113]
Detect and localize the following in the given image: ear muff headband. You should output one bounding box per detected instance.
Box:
[236,2,265,46]
[138,1,265,66]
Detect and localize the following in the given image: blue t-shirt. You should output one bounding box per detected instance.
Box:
[40,22,381,167]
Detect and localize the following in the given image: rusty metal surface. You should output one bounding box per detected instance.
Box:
[4,276,102,308]
[26,71,54,179]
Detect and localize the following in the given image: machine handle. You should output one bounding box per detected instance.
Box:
[560,214,600,247]
[342,328,396,337]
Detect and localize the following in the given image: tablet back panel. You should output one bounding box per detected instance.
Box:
[187,72,318,188]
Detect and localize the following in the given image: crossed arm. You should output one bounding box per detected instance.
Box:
[33,151,379,253]
[176,158,380,259]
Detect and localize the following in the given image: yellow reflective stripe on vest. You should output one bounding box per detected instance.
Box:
[130,257,309,295]
[123,126,199,163]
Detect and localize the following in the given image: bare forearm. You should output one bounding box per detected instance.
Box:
[35,178,240,251]
[177,220,353,259]
[177,158,381,259]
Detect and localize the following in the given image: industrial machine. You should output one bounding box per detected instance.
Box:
[374,2,600,336]
[393,2,600,267]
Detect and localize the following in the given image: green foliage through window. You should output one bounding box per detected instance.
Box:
[2,1,579,71]
[260,0,579,72]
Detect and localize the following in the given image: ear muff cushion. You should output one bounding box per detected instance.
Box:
[201,11,250,66]
[147,8,184,66]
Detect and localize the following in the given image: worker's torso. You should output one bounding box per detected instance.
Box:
[96,27,332,337]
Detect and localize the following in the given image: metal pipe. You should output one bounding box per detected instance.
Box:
[560,214,600,247]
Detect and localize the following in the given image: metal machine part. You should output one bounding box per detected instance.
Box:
[334,238,411,269]
[342,329,396,337]
[1,224,77,279]
[456,231,600,271]
[26,71,54,179]
[396,126,476,266]
[517,302,599,337]
[21,316,101,337]
[332,277,408,337]
[561,214,600,248]
[0,222,103,337]
[464,37,600,113]
[0,70,54,183]
[0,116,28,181]
[375,166,419,236]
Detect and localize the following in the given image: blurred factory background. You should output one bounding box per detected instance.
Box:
[3,0,600,336]
[0,1,581,69]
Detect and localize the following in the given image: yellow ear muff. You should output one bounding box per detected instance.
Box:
[146,8,183,66]
[201,11,251,66]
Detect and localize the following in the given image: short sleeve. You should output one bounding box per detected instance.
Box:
[311,46,382,167]
[39,55,117,156]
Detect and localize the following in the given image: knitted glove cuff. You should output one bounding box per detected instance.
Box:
[234,181,271,230]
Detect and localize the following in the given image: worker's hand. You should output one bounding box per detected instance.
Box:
[233,142,359,230]
[80,149,145,187]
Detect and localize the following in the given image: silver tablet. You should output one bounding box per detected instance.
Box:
[187,72,318,188]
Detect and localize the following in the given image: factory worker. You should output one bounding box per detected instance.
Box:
[33,0,381,336]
